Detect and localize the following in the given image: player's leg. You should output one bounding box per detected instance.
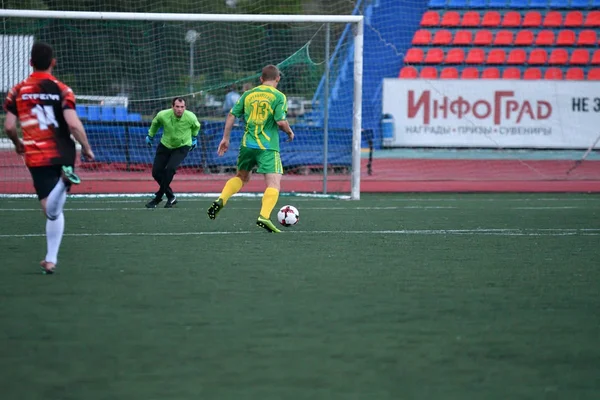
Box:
[161,145,190,208]
[256,151,283,233]
[147,143,170,208]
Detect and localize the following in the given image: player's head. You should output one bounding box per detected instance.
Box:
[172,97,186,117]
[260,65,281,87]
[30,42,56,72]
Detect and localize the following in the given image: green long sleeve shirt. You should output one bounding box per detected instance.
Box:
[148,109,201,149]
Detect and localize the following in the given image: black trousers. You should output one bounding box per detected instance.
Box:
[152,143,190,200]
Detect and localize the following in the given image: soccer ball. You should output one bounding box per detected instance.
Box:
[277,205,299,227]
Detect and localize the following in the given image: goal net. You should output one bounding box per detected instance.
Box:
[0,5,363,199]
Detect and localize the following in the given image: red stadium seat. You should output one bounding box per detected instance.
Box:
[535,30,555,46]
[421,11,440,27]
[556,30,576,46]
[404,48,424,64]
[493,30,514,46]
[461,67,479,79]
[445,48,465,64]
[515,30,534,46]
[592,50,600,65]
[577,30,598,46]
[544,68,563,80]
[502,67,521,79]
[501,11,521,28]
[583,11,600,28]
[548,49,569,65]
[481,68,500,79]
[474,30,493,46]
[441,11,461,27]
[466,49,485,64]
[452,30,473,45]
[425,49,444,64]
[507,49,527,64]
[522,11,542,28]
[432,30,452,45]
[542,11,562,28]
[528,49,548,65]
[461,11,481,27]
[523,68,542,80]
[487,49,506,64]
[419,67,438,79]
[566,67,585,80]
[482,11,501,27]
[570,49,590,65]
[399,66,418,78]
[588,68,600,80]
[412,30,432,45]
[564,11,583,27]
[440,67,459,79]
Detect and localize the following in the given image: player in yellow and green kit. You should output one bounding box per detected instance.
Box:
[207,65,295,233]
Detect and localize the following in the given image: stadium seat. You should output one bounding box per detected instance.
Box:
[508,0,529,8]
[405,48,424,64]
[474,30,493,46]
[584,11,600,28]
[419,67,438,79]
[412,30,432,45]
[87,105,101,121]
[556,30,576,46]
[445,48,466,64]
[425,48,444,64]
[440,67,459,79]
[487,49,507,64]
[502,67,521,79]
[535,30,555,46]
[589,68,600,80]
[494,31,514,46]
[461,11,480,27]
[543,11,562,28]
[515,30,534,46]
[399,66,418,78]
[127,113,142,122]
[594,0,600,8]
[522,12,542,28]
[548,49,568,65]
[453,30,473,45]
[421,11,440,27]
[488,0,508,7]
[466,48,485,64]
[448,0,468,6]
[523,68,542,80]
[529,0,549,7]
[461,67,480,79]
[100,106,116,122]
[507,49,527,64]
[441,12,461,27]
[76,105,88,119]
[469,0,489,7]
[571,0,591,7]
[592,50,600,65]
[570,49,590,65]
[482,11,501,27]
[428,0,447,7]
[564,11,583,28]
[549,0,568,6]
[566,68,585,80]
[432,30,452,45]
[502,11,522,28]
[577,30,598,46]
[114,107,128,121]
[528,49,548,64]
[544,68,563,80]
[482,68,500,79]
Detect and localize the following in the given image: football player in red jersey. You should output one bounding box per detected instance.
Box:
[3,42,95,274]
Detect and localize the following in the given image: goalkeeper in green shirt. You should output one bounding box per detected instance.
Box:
[145,97,200,208]
[207,65,294,233]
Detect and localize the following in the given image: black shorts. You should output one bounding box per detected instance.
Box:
[28,165,72,200]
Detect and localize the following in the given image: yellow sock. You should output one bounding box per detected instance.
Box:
[219,177,243,205]
[260,187,279,219]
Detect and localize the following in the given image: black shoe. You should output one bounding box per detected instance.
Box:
[145,197,162,208]
[207,198,224,220]
[164,196,178,208]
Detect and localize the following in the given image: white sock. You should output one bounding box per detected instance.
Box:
[46,179,67,220]
[45,213,64,265]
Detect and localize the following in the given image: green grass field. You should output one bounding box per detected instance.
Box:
[1,193,599,400]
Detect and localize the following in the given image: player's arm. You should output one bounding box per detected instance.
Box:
[147,111,163,139]
[217,113,236,156]
[64,109,94,161]
[275,96,294,141]
[3,112,24,155]
[277,120,294,141]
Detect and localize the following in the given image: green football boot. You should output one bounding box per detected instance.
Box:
[256,215,281,233]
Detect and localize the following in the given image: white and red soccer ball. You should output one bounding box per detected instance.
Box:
[277,205,299,227]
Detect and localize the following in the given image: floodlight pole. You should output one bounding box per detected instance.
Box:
[185,29,198,94]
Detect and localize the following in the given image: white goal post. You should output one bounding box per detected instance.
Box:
[0,9,364,200]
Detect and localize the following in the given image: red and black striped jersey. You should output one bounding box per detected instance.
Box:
[3,72,76,167]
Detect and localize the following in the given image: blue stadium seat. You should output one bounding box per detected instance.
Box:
[509,0,529,7]
[86,105,100,121]
[469,0,489,8]
[448,0,468,7]
[489,0,508,7]
[428,0,447,7]
[571,0,590,7]
[529,0,549,7]
[75,104,87,119]
[592,0,600,7]
[114,106,128,121]
[549,0,569,7]
[100,106,115,122]
[127,113,142,122]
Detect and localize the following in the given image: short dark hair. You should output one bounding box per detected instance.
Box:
[31,42,54,71]
[261,65,280,81]
[172,97,185,106]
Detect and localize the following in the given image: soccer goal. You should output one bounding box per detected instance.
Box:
[0,9,364,200]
